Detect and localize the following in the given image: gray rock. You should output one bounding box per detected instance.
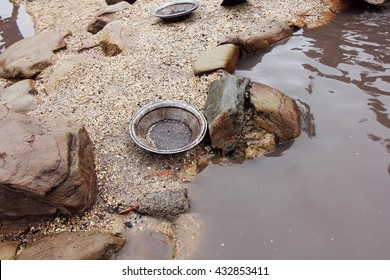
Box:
[221,0,246,6]
[193,44,239,76]
[219,19,292,56]
[204,75,250,154]
[0,79,37,113]
[88,2,131,34]
[0,112,97,217]
[0,241,20,260]
[100,20,131,56]
[248,82,301,143]
[0,31,69,79]
[137,189,190,221]
[15,231,125,260]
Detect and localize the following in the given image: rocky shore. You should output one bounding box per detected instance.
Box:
[0,0,373,259]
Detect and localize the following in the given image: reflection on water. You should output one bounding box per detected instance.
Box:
[0,0,34,52]
[189,5,390,259]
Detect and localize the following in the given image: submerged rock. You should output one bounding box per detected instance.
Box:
[0,31,69,79]
[88,2,131,34]
[193,44,239,76]
[219,19,292,56]
[15,231,125,260]
[0,111,97,217]
[0,79,37,113]
[248,82,301,143]
[204,75,250,154]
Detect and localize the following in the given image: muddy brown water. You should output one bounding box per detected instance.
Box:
[189,5,390,259]
[0,0,34,52]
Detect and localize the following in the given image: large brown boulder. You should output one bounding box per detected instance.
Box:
[15,231,125,260]
[219,20,293,56]
[204,75,250,154]
[0,31,69,79]
[248,82,301,143]
[0,109,97,217]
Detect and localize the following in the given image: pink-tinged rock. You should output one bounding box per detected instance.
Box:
[249,82,301,143]
[219,20,292,56]
[0,111,97,217]
[0,31,69,79]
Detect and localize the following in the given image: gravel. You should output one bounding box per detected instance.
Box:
[1,0,333,256]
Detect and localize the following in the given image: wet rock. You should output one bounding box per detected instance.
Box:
[173,213,203,259]
[221,0,246,6]
[106,0,136,5]
[0,31,69,79]
[204,75,250,154]
[0,241,20,260]
[116,217,175,260]
[193,44,239,76]
[219,20,292,56]
[100,20,131,56]
[88,2,131,34]
[248,82,301,143]
[0,79,37,113]
[15,231,125,260]
[0,112,97,217]
[233,114,276,160]
[137,189,190,221]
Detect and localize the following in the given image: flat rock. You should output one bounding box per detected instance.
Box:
[219,19,292,56]
[0,31,69,79]
[193,44,239,76]
[204,75,250,154]
[100,20,132,56]
[0,112,97,217]
[116,217,175,260]
[0,241,20,260]
[15,231,125,260]
[248,82,301,143]
[137,189,190,221]
[88,2,131,34]
[0,79,37,113]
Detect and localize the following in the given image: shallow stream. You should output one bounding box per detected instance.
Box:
[189,4,390,259]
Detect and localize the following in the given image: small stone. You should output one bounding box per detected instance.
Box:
[193,44,240,76]
[124,221,133,228]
